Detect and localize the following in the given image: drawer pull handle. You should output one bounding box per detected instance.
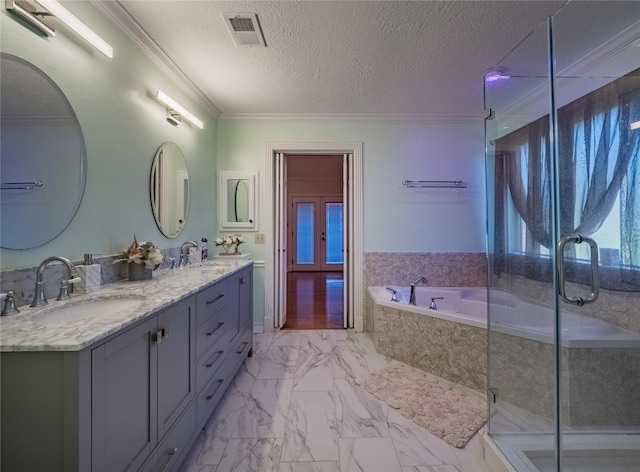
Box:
[206,293,225,305]
[153,328,168,344]
[236,341,248,354]
[240,277,246,284]
[206,350,224,368]
[158,447,178,472]
[206,322,224,337]
[206,379,224,400]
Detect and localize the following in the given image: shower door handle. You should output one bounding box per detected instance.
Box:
[556,234,599,306]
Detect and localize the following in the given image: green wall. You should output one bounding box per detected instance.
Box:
[216,118,487,261]
[0,1,217,270]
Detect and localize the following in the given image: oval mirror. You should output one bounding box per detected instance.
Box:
[150,142,190,238]
[0,53,87,249]
[232,179,249,223]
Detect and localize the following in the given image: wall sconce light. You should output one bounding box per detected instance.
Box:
[156,90,204,129]
[6,0,113,58]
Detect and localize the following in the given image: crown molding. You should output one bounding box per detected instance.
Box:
[91,0,221,121]
[218,113,483,124]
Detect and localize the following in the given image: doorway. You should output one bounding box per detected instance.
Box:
[285,155,343,329]
[266,142,363,332]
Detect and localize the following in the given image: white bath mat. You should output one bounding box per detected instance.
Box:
[356,361,487,448]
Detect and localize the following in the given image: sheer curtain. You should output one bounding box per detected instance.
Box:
[494,69,640,284]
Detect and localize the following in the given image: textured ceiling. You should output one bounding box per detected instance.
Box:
[106,0,574,118]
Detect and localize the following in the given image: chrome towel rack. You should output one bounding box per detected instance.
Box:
[402,179,469,189]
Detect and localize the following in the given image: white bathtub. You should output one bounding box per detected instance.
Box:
[368,286,640,348]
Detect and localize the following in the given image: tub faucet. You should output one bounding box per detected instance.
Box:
[30,256,80,307]
[429,297,444,310]
[179,240,199,267]
[409,277,428,306]
[385,287,399,302]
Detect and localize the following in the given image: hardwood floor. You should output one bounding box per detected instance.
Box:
[283,271,344,329]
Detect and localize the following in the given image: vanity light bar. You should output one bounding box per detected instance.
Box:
[156,90,204,129]
[6,0,113,58]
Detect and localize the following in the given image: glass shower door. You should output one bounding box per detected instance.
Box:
[486,2,640,471]
[552,3,640,470]
[484,16,559,463]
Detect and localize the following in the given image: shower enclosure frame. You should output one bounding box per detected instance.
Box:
[483,2,640,471]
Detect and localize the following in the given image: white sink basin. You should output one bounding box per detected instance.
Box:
[37,296,145,323]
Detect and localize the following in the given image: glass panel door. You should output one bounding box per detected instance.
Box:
[553,3,640,469]
[484,15,559,465]
[292,196,343,271]
[486,3,640,471]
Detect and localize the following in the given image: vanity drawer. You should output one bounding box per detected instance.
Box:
[196,335,228,394]
[140,401,196,472]
[196,306,229,359]
[228,327,253,378]
[196,369,229,427]
[196,279,228,326]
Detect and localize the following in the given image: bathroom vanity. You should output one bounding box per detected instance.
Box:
[0,261,253,472]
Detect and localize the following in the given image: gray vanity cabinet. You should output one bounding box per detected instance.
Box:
[91,296,195,472]
[0,264,253,472]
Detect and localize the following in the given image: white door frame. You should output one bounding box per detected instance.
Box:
[265,143,363,331]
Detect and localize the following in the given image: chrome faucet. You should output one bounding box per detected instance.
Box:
[30,256,80,307]
[179,240,199,267]
[429,297,444,310]
[409,277,428,306]
[386,287,399,302]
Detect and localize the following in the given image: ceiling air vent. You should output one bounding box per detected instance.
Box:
[223,14,266,47]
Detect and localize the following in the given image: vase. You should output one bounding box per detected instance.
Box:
[128,263,152,281]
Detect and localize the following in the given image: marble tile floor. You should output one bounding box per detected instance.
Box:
[178,330,491,472]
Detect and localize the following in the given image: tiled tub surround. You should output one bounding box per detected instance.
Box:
[366,287,487,392]
[0,247,185,310]
[491,333,640,428]
[363,252,487,332]
[0,259,251,351]
[367,285,640,426]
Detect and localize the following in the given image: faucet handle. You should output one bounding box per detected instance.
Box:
[1,291,21,316]
[57,280,73,301]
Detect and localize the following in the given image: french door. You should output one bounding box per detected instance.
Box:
[290,196,344,272]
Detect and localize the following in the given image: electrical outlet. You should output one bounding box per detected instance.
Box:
[255,233,265,244]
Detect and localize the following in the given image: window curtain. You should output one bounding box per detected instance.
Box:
[493,69,640,283]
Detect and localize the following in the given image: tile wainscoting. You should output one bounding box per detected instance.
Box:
[362,252,487,332]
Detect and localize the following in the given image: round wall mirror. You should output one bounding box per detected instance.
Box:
[0,53,87,249]
[150,142,190,238]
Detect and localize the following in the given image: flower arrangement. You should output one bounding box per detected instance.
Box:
[113,235,164,270]
[214,234,244,254]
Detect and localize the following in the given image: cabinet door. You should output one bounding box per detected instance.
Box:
[91,317,158,472]
[157,297,195,438]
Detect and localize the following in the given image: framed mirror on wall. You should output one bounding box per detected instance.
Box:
[219,171,256,230]
[150,142,190,238]
[0,53,87,249]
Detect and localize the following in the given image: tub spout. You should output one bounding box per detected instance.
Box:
[409,277,428,306]
[386,287,399,302]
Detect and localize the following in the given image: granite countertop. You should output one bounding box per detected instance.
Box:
[0,260,253,352]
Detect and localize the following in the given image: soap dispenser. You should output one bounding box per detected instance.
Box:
[75,253,102,294]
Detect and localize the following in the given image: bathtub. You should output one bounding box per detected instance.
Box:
[367,285,640,425]
[369,285,640,349]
